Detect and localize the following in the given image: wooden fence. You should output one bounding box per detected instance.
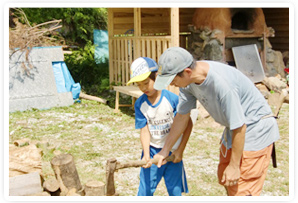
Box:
[109,36,171,86]
[109,34,190,86]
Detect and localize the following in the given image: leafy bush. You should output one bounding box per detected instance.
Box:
[64,42,110,95]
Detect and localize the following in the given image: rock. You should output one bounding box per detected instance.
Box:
[262,77,287,93]
[255,83,270,99]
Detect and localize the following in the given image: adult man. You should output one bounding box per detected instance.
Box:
[153,47,279,196]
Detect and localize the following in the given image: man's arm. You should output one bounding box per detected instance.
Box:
[221,124,246,186]
[172,116,193,163]
[154,112,190,167]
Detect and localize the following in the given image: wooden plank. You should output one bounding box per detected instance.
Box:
[269,38,289,43]
[117,39,121,84]
[113,39,117,84]
[142,39,146,56]
[125,39,129,83]
[115,90,120,112]
[121,39,125,85]
[146,39,151,58]
[9,172,43,196]
[157,39,162,61]
[113,17,134,24]
[134,8,141,60]
[129,38,133,63]
[110,8,134,13]
[151,40,156,62]
[108,9,114,85]
[163,39,169,52]
[171,8,180,47]
[113,86,143,98]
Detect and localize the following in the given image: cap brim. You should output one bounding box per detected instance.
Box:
[153,74,176,90]
[127,72,151,85]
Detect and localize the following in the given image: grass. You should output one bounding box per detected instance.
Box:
[8,97,290,196]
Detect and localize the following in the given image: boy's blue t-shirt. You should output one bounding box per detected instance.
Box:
[134,89,183,150]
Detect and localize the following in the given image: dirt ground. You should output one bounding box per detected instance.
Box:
[9,99,290,196]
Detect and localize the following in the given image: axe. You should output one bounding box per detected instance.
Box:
[105,154,175,196]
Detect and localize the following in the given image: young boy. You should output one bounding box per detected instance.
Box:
[127,57,193,196]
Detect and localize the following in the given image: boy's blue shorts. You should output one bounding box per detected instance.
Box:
[137,146,189,196]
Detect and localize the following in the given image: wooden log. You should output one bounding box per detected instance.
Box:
[13,138,30,147]
[79,92,107,104]
[43,177,60,193]
[84,180,105,196]
[9,172,43,196]
[50,154,82,196]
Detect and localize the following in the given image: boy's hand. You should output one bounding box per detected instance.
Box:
[141,156,152,168]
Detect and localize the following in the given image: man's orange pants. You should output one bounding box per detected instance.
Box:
[218,144,273,196]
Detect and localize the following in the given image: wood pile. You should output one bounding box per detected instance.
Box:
[9,139,106,196]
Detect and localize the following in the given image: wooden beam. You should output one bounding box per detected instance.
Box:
[169,8,180,94]
[134,8,141,59]
[170,8,179,47]
[108,9,114,86]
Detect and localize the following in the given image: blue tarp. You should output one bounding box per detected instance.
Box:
[94,29,109,64]
[52,61,81,100]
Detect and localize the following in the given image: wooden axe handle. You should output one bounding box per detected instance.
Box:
[116,154,175,170]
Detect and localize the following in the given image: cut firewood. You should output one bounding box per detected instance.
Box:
[84,180,105,196]
[50,154,82,196]
[13,138,30,147]
[43,177,60,193]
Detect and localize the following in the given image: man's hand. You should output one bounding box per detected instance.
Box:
[221,164,240,187]
[171,150,183,163]
[153,150,169,168]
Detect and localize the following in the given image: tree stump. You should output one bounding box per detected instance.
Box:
[50,154,82,196]
[84,180,105,196]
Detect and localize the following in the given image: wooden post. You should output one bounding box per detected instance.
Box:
[108,8,114,86]
[169,8,180,94]
[114,90,120,113]
[170,8,179,47]
[50,154,82,196]
[134,8,141,60]
[84,180,105,196]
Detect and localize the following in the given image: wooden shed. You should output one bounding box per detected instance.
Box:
[107,8,195,94]
[107,7,289,86]
[107,8,289,112]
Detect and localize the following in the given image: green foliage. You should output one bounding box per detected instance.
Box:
[64,42,110,95]
[20,8,107,46]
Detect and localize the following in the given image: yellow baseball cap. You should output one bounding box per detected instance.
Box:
[127,57,158,85]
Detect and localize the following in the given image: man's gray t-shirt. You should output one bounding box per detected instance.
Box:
[178,61,279,151]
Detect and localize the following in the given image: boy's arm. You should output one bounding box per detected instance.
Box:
[140,125,152,168]
[172,116,193,163]
[154,112,190,167]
